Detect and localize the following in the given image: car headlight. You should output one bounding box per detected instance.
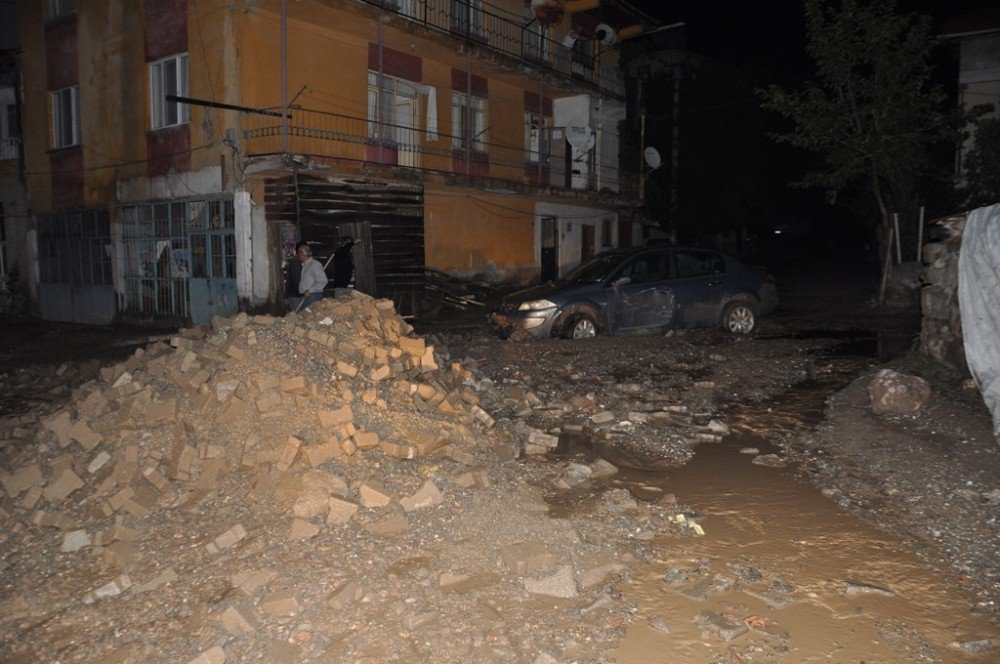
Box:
[518,299,557,312]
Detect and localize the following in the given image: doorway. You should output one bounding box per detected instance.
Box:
[189,229,237,324]
[540,216,558,282]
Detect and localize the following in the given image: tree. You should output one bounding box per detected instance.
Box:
[964,116,1000,208]
[758,0,954,235]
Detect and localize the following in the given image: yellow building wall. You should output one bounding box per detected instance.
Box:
[424,185,536,278]
[17,0,52,211]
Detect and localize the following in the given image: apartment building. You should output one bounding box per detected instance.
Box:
[18,0,656,323]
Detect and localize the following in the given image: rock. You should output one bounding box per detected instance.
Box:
[951,638,993,653]
[844,581,894,597]
[868,369,932,415]
[694,610,748,642]
[523,565,578,598]
[648,616,671,633]
[751,454,786,467]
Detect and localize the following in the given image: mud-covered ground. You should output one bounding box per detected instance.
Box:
[1,258,997,662]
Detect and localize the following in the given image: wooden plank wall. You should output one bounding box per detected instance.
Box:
[264,174,426,313]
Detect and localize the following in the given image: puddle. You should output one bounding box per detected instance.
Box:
[611,374,995,662]
[763,327,917,362]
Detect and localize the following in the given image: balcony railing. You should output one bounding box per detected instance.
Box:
[244,106,639,199]
[360,0,625,98]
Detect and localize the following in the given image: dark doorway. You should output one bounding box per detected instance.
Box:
[540,216,558,282]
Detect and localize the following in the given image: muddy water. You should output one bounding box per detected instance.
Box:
[612,377,996,663]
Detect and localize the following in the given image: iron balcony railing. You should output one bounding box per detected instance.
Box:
[360,0,626,98]
[244,105,640,199]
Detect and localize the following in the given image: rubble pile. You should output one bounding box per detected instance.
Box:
[920,214,965,368]
[0,294,688,663]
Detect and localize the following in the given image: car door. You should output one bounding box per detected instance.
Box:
[606,250,675,332]
[670,249,726,327]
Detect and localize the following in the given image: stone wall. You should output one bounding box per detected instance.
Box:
[920,214,966,368]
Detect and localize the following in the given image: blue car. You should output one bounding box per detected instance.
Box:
[490,246,777,339]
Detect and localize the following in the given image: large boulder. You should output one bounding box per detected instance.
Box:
[868,369,932,415]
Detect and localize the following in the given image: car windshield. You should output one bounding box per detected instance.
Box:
[562,253,629,283]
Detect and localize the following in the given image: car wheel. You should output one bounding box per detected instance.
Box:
[563,313,597,339]
[721,301,757,335]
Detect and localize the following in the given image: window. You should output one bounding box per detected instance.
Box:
[621,250,670,284]
[525,111,549,162]
[50,86,79,148]
[150,54,190,129]
[37,211,112,286]
[366,72,418,143]
[452,92,486,151]
[674,250,725,278]
[47,0,75,19]
[450,0,483,38]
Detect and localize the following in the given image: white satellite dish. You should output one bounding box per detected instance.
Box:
[565,120,596,152]
[595,23,616,46]
[643,146,662,170]
[531,0,564,25]
[561,29,579,49]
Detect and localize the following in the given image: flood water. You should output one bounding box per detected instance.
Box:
[608,346,996,662]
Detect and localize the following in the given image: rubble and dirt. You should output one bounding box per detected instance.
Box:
[1,259,998,662]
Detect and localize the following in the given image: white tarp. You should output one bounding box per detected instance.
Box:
[957,203,1000,436]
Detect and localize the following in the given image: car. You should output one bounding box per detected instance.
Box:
[489,246,777,339]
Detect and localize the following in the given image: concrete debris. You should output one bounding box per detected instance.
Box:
[868,368,932,415]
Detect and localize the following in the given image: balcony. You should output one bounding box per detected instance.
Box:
[243,106,639,200]
[359,0,626,98]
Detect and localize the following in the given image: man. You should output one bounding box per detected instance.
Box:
[284,241,307,311]
[332,236,357,295]
[296,244,328,310]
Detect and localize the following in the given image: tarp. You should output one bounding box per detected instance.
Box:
[957,203,1000,436]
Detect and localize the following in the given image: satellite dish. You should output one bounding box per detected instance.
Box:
[531,0,564,26]
[561,29,579,49]
[565,121,595,152]
[595,23,616,46]
[643,146,662,170]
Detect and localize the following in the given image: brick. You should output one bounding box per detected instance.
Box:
[231,569,275,596]
[133,567,179,594]
[77,389,109,419]
[261,588,299,616]
[31,510,75,529]
[199,444,227,460]
[252,374,280,392]
[141,467,171,492]
[364,513,409,536]
[289,518,320,539]
[122,492,155,518]
[455,470,491,489]
[370,365,391,382]
[43,468,84,503]
[420,346,439,371]
[61,529,92,552]
[523,565,578,598]
[108,487,135,513]
[19,486,41,510]
[207,524,247,553]
[293,471,348,518]
[1,463,44,497]
[361,388,378,404]
[471,405,495,428]
[43,411,74,446]
[358,482,392,507]
[399,480,444,513]
[317,405,353,428]
[380,441,416,459]
[87,452,112,475]
[169,443,197,481]
[102,541,137,569]
[276,437,303,472]
[217,398,247,425]
[280,376,312,396]
[302,439,343,466]
[221,600,256,636]
[146,399,178,423]
[353,431,380,450]
[590,411,615,424]
[398,336,425,357]
[186,647,226,664]
[500,542,557,576]
[327,581,364,610]
[336,360,358,378]
[327,496,359,525]
[225,343,246,360]
[339,438,357,456]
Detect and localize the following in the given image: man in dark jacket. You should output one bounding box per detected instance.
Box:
[284,242,307,310]
[332,237,358,293]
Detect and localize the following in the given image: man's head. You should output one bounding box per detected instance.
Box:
[342,236,355,246]
[297,244,312,263]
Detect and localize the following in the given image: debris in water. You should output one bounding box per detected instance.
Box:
[844,581,895,597]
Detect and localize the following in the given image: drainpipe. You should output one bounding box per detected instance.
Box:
[596,97,602,191]
[378,21,385,164]
[466,51,472,176]
[280,0,288,155]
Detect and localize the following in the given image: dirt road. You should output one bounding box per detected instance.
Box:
[1,261,997,662]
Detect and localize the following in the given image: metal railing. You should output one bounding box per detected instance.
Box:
[360,0,625,98]
[244,105,639,198]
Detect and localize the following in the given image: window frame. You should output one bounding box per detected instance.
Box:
[452,91,487,152]
[524,111,549,163]
[50,86,80,149]
[150,53,190,130]
[47,0,76,20]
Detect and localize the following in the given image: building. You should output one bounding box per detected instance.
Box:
[17,0,657,324]
[942,7,1000,179]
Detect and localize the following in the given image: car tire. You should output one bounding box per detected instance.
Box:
[721,301,757,335]
[562,313,598,339]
